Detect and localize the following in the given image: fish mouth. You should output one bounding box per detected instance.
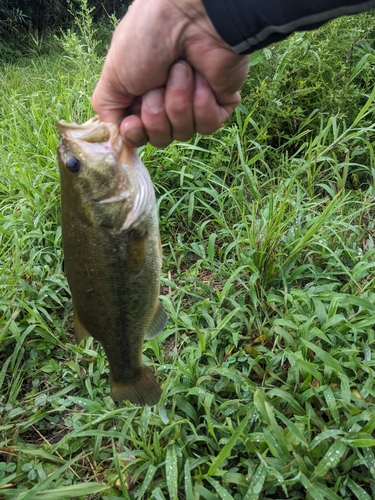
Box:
[57,116,120,145]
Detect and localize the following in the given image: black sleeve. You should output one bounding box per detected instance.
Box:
[201,0,375,54]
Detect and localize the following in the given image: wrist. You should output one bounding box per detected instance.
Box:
[168,0,231,52]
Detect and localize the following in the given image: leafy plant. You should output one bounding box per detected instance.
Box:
[1,8,375,500]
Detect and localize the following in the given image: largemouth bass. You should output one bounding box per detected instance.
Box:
[57,116,167,406]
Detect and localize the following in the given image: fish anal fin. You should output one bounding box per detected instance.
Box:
[146,300,168,339]
[110,365,162,406]
[74,309,91,344]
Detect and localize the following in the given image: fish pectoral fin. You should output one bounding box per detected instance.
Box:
[110,365,162,406]
[145,300,168,339]
[74,309,91,343]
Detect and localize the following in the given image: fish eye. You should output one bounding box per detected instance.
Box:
[66,157,81,173]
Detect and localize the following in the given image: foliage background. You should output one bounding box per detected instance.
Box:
[0,0,130,59]
[1,3,375,499]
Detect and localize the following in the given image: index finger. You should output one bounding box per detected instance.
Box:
[92,69,136,123]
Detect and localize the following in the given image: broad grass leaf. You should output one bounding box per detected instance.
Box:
[151,487,167,500]
[238,153,261,201]
[253,389,270,424]
[188,191,195,224]
[273,325,297,349]
[274,409,308,446]
[300,340,343,373]
[268,388,305,414]
[263,428,291,461]
[222,472,249,488]
[208,232,217,263]
[339,373,351,404]
[175,395,198,423]
[309,484,344,500]
[312,297,327,325]
[166,443,178,500]
[207,416,249,476]
[136,464,157,499]
[362,447,375,480]
[12,454,86,500]
[362,416,375,434]
[206,477,235,500]
[195,484,220,500]
[287,351,323,384]
[0,473,17,490]
[310,438,346,481]
[184,459,194,499]
[323,387,340,426]
[347,478,372,500]
[285,192,344,264]
[9,483,111,498]
[352,83,375,126]
[112,441,131,500]
[140,405,152,441]
[309,430,346,451]
[57,428,125,441]
[339,295,375,312]
[243,463,266,500]
[10,446,64,463]
[67,396,103,411]
[346,438,375,447]
[320,314,346,333]
[264,405,290,458]
[349,53,371,82]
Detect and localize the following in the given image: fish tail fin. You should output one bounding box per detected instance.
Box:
[110,365,162,406]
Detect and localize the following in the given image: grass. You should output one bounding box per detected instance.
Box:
[1,5,375,499]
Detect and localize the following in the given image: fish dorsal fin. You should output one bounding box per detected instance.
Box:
[74,308,91,343]
[145,300,168,339]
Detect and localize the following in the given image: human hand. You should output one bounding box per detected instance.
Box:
[91,0,249,147]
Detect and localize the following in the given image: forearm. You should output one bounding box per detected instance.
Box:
[202,0,375,54]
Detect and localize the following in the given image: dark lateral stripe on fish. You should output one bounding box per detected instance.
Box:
[123,231,148,274]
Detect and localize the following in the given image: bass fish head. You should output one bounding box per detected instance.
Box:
[57,116,147,230]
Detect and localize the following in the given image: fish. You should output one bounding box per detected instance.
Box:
[57,116,167,406]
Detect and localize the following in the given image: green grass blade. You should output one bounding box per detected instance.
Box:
[206,477,235,500]
[184,459,194,500]
[166,443,179,500]
[206,416,249,476]
[111,440,131,500]
[311,438,347,481]
[347,478,372,500]
[243,464,267,500]
[136,463,157,499]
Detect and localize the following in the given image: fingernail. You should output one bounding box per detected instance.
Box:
[170,62,189,89]
[144,89,164,113]
[125,127,145,145]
